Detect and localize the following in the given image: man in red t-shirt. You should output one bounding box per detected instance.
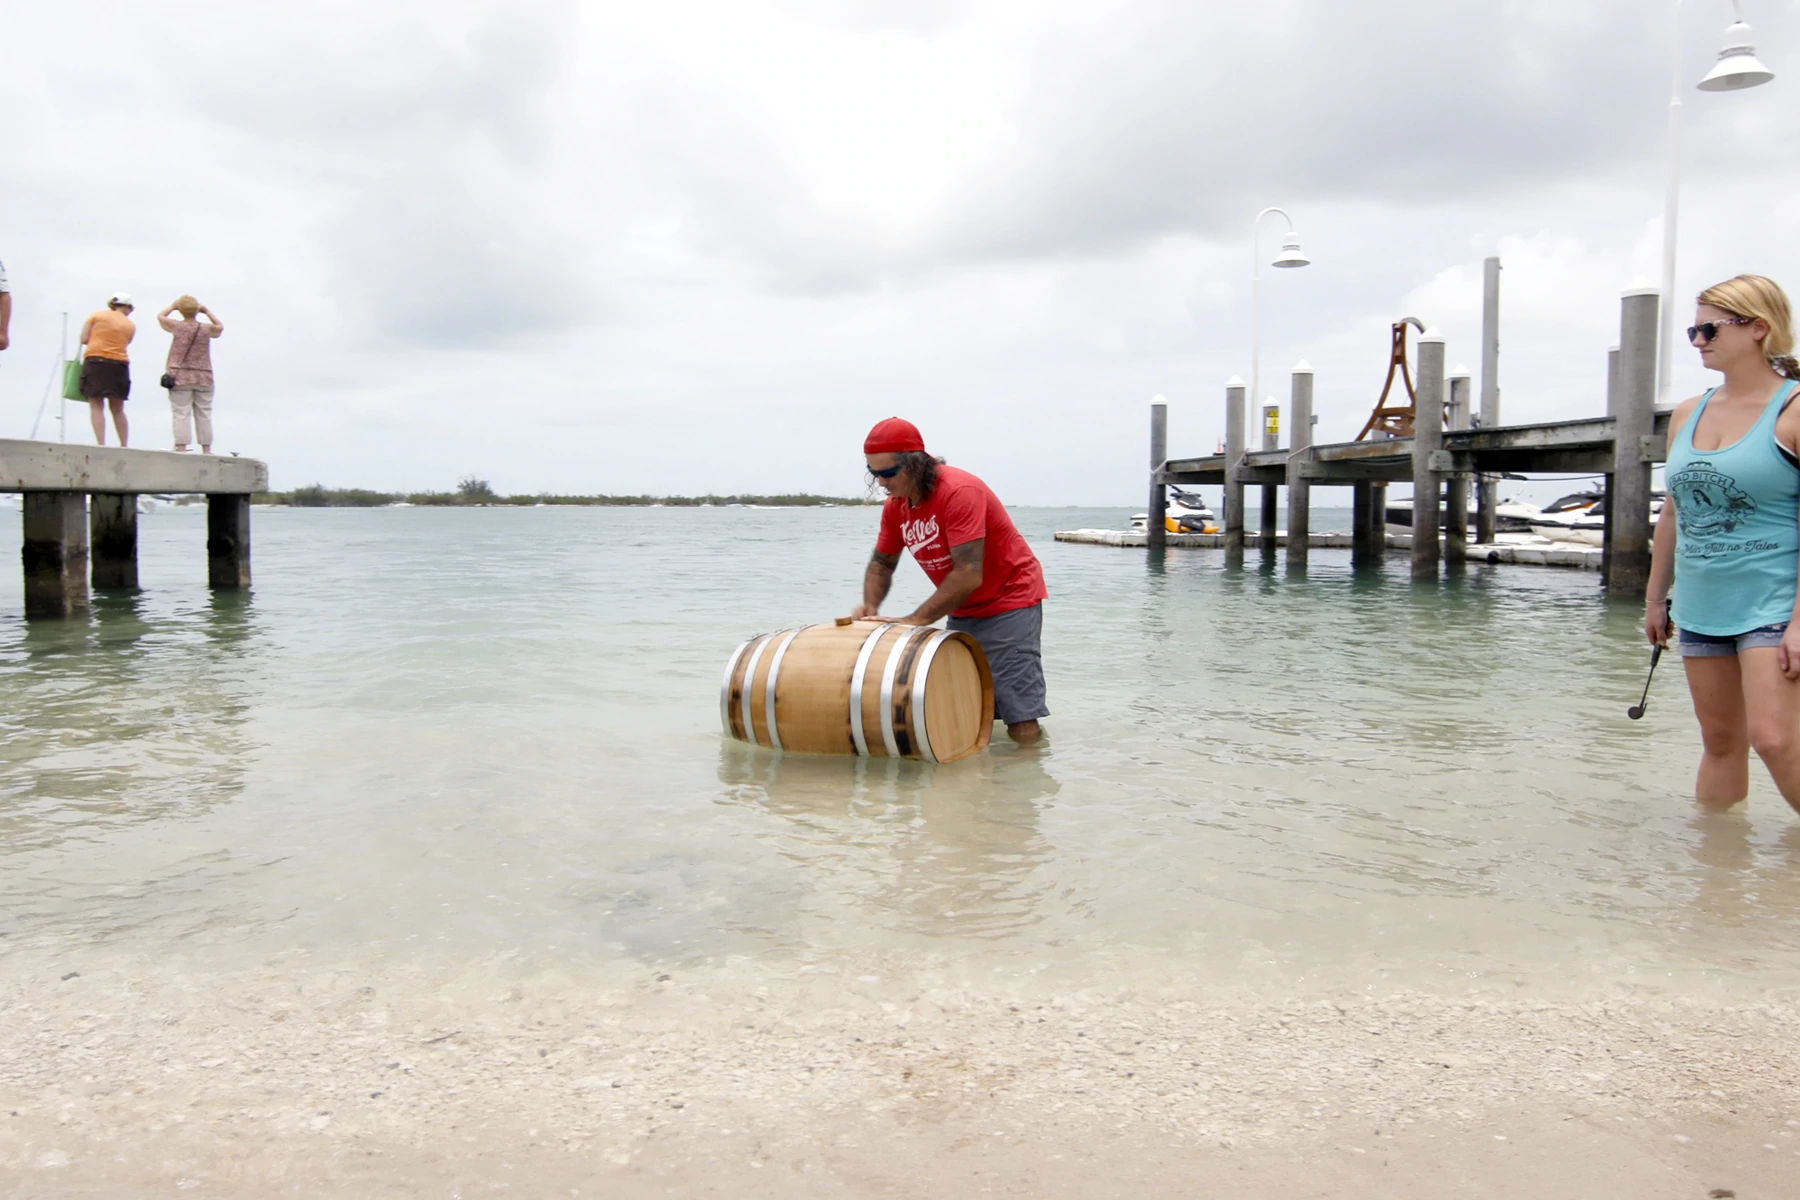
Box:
[846,417,1049,745]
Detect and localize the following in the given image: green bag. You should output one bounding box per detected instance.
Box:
[61,358,84,402]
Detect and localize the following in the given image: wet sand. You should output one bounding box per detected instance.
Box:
[3,946,1797,1197]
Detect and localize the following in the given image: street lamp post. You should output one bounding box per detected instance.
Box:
[1657,0,1775,407]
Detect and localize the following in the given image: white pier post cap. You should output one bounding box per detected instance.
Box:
[1291,359,1314,374]
[1151,393,1169,405]
[1622,286,1661,299]
[1419,327,1445,344]
[1225,375,1246,388]
[1448,363,1472,380]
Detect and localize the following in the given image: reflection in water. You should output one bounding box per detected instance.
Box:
[0,593,259,858]
[718,742,1059,940]
[1680,812,1800,969]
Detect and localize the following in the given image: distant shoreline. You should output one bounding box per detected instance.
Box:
[251,484,879,509]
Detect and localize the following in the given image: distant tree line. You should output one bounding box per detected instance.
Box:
[254,476,878,508]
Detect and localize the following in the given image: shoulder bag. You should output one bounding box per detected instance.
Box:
[161,323,207,390]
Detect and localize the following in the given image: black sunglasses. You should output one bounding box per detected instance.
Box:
[1688,317,1756,343]
[867,464,902,479]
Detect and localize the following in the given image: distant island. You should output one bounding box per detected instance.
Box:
[252,477,878,508]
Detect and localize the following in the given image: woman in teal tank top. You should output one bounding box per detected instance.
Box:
[1647,275,1800,815]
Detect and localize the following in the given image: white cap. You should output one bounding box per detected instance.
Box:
[108,291,134,307]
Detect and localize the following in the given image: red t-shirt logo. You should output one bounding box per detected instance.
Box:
[875,466,1048,620]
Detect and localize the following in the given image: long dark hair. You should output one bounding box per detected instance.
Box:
[895,451,943,500]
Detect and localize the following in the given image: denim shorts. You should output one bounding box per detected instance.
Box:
[1677,621,1790,657]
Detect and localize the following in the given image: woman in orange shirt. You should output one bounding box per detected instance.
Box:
[78,292,136,446]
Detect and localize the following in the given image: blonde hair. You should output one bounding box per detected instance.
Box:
[174,295,199,318]
[1696,274,1797,379]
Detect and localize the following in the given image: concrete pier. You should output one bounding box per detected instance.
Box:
[90,493,139,590]
[1608,291,1659,596]
[1445,369,1472,564]
[1223,378,1247,557]
[207,495,253,590]
[1148,399,1168,552]
[1286,363,1314,566]
[1412,330,1446,580]
[22,493,89,617]
[1259,399,1280,550]
[1476,256,1502,545]
[0,440,267,616]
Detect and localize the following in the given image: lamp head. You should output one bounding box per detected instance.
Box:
[1697,20,1775,91]
[1272,233,1310,269]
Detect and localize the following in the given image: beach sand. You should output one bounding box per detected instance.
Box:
[3,945,1797,1197]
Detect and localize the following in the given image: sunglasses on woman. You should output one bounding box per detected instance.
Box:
[1688,317,1756,343]
[867,464,902,479]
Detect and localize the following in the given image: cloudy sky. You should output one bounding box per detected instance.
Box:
[2,0,1796,503]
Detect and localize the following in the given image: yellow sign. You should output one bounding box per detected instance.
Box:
[1264,408,1280,437]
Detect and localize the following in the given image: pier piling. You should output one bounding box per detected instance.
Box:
[1259,399,1280,550]
[1445,369,1471,563]
[1601,345,1621,586]
[22,492,90,617]
[207,494,253,590]
[1412,330,1446,579]
[1475,256,1502,545]
[1148,399,1168,551]
[1223,377,1247,557]
[1287,363,1314,565]
[1607,290,1659,596]
[89,492,139,590]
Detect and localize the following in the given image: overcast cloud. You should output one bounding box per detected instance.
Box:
[2,0,1796,503]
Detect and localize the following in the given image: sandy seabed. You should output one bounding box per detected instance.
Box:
[2,944,1798,1199]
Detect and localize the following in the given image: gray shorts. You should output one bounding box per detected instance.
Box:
[1677,621,1788,657]
[948,602,1049,726]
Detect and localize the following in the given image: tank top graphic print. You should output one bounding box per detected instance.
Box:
[1666,380,1800,636]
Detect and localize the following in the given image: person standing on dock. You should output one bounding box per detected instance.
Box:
[78,292,136,446]
[157,295,223,453]
[849,417,1049,746]
[0,258,11,351]
[1647,274,1800,815]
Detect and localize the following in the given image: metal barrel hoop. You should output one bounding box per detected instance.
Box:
[877,625,928,758]
[908,629,954,764]
[760,625,811,751]
[736,633,776,747]
[720,636,756,737]
[847,623,894,757]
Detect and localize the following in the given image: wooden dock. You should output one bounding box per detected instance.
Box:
[0,440,268,617]
[1053,528,1605,570]
[1134,286,1664,594]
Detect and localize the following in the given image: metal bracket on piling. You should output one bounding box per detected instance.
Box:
[1639,434,1664,464]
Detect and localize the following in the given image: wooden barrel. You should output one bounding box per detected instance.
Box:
[720,621,994,763]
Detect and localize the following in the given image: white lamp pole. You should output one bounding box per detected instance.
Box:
[1251,207,1310,426]
[1657,0,1776,407]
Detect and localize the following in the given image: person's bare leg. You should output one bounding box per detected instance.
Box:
[109,398,129,448]
[88,399,107,444]
[1738,647,1800,815]
[200,444,211,454]
[1685,655,1750,809]
[1007,720,1041,746]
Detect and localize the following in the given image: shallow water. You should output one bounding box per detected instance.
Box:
[1,504,1798,1000]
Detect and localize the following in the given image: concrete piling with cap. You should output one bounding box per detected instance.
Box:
[1148,397,1168,552]
[1608,290,1659,596]
[1412,328,1446,580]
[1286,363,1314,565]
[1259,397,1280,550]
[1445,367,1471,563]
[1223,377,1247,557]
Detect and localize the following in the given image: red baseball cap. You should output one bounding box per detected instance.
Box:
[864,417,925,455]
